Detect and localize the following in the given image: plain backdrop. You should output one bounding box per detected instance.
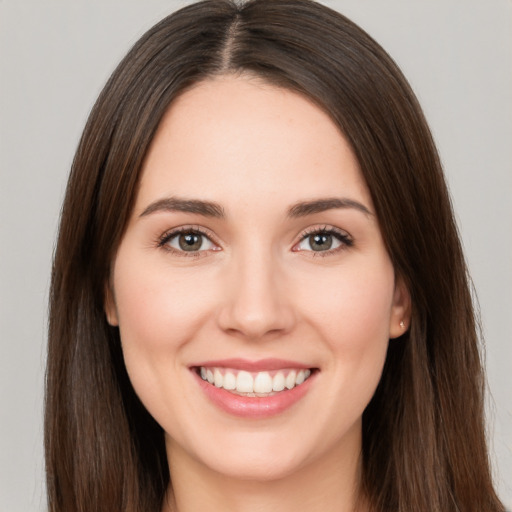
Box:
[1,1,511,510]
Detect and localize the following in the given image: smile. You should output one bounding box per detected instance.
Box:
[192,360,317,418]
[198,367,313,395]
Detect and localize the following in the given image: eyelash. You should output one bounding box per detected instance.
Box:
[157,226,218,258]
[156,225,353,257]
[294,225,353,257]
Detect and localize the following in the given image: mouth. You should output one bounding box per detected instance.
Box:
[191,360,318,418]
[195,366,314,396]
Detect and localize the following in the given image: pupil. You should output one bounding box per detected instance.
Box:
[179,233,202,251]
[310,234,332,251]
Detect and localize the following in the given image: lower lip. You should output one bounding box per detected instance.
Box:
[193,370,315,419]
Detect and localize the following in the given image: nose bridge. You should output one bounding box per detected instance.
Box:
[217,243,295,339]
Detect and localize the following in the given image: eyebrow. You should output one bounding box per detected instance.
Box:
[139,197,225,218]
[287,197,372,217]
[139,196,371,220]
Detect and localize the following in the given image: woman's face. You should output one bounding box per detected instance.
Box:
[106,76,409,482]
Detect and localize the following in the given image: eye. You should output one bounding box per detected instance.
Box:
[159,228,219,254]
[293,227,353,253]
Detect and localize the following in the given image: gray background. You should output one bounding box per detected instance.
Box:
[1,0,510,510]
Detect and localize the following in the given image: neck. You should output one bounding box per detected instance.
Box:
[162,429,367,512]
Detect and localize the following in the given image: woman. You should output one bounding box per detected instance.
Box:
[45,1,505,511]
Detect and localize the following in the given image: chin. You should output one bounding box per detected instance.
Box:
[205,448,308,482]
[167,427,315,482]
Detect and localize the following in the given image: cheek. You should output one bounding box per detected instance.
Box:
[111,250,221,430]
[111,251,219,393]
[296,261,395,345]
[114,259,208,345]
[293,260,394,405]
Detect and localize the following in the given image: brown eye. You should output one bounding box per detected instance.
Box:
[308,233,333,251]
[294,228,352,253]
[163,230,217,253]
[178,233,204,251]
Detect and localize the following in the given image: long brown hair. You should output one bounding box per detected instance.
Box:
[45,1,504,511]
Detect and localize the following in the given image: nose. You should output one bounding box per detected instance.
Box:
[216,250,296,341]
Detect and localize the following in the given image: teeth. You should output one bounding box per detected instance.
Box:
[272,372,285,392]
[236,371,254,393]
[254,372,273,393]
[214,368,223,388]
[223,371,236,390]
[198,367,313,394]
[285,371,296,390]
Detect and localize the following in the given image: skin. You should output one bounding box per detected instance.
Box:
[105,75,410,512]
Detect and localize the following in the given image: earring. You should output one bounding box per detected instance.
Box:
[399,320,405,328]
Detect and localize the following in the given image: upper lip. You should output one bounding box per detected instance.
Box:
[191,358,313,372]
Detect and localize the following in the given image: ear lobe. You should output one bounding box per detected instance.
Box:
[104,282,119,326]
[389,276,411,339]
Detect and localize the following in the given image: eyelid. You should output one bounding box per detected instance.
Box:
[155,223,352,257]
[292,225,353,254]
[157,225,221,256]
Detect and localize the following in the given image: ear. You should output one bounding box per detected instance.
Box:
[104,281,119,327]
[388,275,411,339]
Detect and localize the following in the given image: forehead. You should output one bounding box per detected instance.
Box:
[135,75,371,214]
